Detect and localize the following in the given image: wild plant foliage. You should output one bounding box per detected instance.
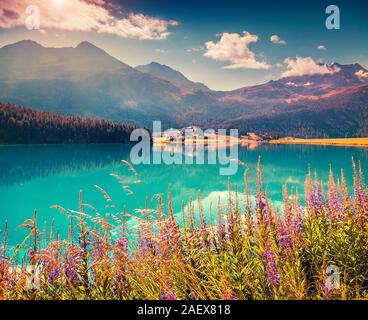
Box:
[0,158,367,300]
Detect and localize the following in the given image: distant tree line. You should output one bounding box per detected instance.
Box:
[223,105,368,139]
[0,103,138,144]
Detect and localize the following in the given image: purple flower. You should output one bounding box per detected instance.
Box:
[277,225,293,254]
[117,235,128,252]
[263,248,280,286]
[162,289,176,300]
[48,268,60,283]
[78,232,91,248]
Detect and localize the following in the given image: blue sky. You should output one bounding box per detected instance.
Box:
[0,0,367,90]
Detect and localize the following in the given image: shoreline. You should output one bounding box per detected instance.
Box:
[270,137,368,148]
[0,142,135,147]
[2,137,368,148]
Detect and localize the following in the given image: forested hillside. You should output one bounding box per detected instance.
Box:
[0,104,137,144]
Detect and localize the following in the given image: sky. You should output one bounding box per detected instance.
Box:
[0,0,367,90]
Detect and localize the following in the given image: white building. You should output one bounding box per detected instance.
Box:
[162,128,183,141]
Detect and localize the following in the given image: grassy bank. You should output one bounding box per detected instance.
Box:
[270,137,368,147]
[0,159,367,300]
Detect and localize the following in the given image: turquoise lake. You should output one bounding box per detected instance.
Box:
[0,143,367,245]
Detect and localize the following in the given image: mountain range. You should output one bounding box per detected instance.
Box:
[0,40,367,137]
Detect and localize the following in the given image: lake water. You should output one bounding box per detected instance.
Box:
[0,143,367,245]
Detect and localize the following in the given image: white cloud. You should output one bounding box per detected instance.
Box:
[317,45,327,50]
[355,69,368,78]
[0,0,178,40]
[270,35,286,45]
[204,31,270,69]
[282,56,340,77]
[155,49,169,54]
[186,46,204,53]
